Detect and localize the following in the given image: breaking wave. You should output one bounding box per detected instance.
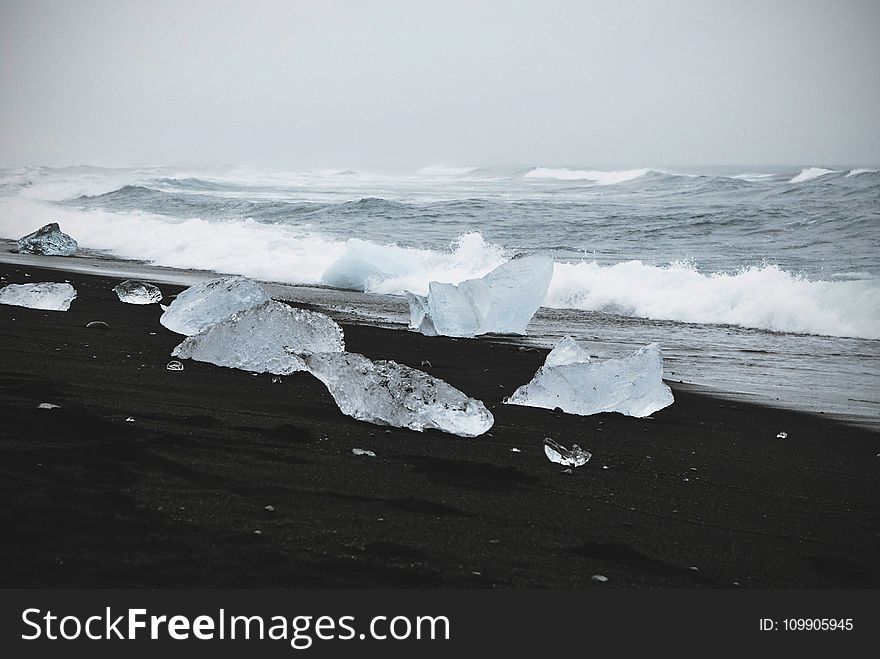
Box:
[1,196,877,340]
[523,167,652,184]
[790,167,838,183]
[548,260,879,340]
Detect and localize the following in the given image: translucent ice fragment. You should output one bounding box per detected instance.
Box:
[303,352,494,437]
[352,448,376,457]
[404,291,437,336]
[113,280,163,305]
[776,431,788,439]
[171,300,345,374]
[38,402,60,410]
[13,223,78,256]
[159,275,271,335]
[544,335,593,367]
[543,438,591,467]
[166,360,185,371]
[405,253,554,337]
[505,338,674,418]
[0,282,77,311]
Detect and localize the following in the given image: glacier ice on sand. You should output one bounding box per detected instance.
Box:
[505,337,674,418]
[0,282,77,311]
[159,275,271,336]
[13,223,78,256]
[303,352,494,437]
[543,438,591,467]
[405,253,554,337]
[172,300,345,374]
[113,280,163,305]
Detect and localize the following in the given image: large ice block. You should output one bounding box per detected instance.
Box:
[405,253,553,337]
[505,337,674,417]
[13,223,78,256]
[303,352,494,437]
[159,275,271,335]
[113,280,163,305]
[171,300,345,374]
[0,282,77,311]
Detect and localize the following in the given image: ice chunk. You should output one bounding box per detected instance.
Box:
[13,223,78,256]
[159,275,271,335]
[303,352,493,437]
[776,431,788,439]
[406,253,554,337]
[38,403,60,410]
[166,360,184,371]
[543,438,591,467]
[544,335,593,367]
[352,448,376,457]
[113,280,163,305]
[0,282,77,311]
[171,300,345,374]
[404,291,437,336]
[505,338,674,418]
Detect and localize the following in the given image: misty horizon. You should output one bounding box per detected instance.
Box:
[2,0,879,169]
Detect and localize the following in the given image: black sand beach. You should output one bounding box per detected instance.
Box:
[1,263,878,588]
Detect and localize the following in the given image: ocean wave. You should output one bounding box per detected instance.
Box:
[548,260,879,339]
[523,167,651,185]
[416,165,480,177]
[846,168,879,177]
[1,198,877,340]
[790,167,838,183]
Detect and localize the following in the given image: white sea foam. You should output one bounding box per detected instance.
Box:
[790,167,837,183]
[416,165,480,177]
[548,260,880,340]
[731,172,776,181]
[1,197,877,340]
[846,168,879,177]
[523,167,651,184]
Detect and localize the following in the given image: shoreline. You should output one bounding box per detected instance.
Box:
[1,261,879,587]
[2,246,877,431]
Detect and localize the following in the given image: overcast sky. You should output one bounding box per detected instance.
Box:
[1,0,878,169]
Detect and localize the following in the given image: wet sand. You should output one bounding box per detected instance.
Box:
[1,263,878,587]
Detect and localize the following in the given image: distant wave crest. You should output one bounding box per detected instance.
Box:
[790,167,837,183]
[523,167,651,185]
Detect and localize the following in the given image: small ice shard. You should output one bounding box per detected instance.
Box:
[776,431,788,439]
[37,402,60,410]
[113,280,162,305]
[352,448,376,457]
[303,352,494,437]
[86,320,109,330]
[264,505,275,512]
[591,574,608,583]
[13,223,78,256]
[171,300,345,374]
[505,338,674,418]
[125,417,135,423]
[405,253,554,337]
[166,360,185,371]
[543,438,591,467]
[0,282,77,311]
[159,275,271,336]
[510,447,521,453]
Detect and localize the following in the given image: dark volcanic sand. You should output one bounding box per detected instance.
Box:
[0,264,878,588]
